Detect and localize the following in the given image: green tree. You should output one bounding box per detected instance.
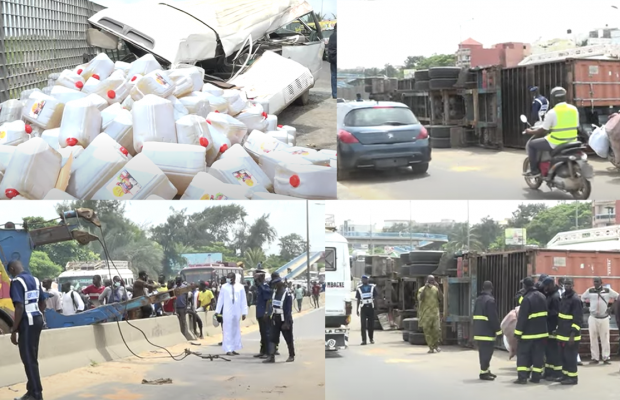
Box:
[525,202,592,246]
[245,214,277,251]
[403,54,457,70]
[472,217,502,250]
[444,223,482,252]
[245,248,266,269]
[29,251,62,279]
[508,203,548,228]
[263,254,286,272]
[279,233,306,261]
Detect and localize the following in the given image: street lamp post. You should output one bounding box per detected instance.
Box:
[306,201,311,291]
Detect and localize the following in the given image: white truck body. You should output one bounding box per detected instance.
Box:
[324,228,351,351]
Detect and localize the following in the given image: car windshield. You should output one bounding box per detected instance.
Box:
[58,277,93,290]
[344,107,419,127]
[323,30,334,39]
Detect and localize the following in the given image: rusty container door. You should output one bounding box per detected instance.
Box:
[531,249,620,295]
[571,60,620,107]
[446,254,477,346]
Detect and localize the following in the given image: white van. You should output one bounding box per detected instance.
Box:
[325,222,352,351]
[57,260,135,291]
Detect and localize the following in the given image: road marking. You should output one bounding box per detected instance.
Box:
[450,166,481,172]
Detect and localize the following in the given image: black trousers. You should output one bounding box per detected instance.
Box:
[269,316,295,357]
[543,338,562,378]
[176,309,188,338]
[559,341,579,381]
[476,340,495,375]
[258,315,269,355]
[19,315,44,400]
[188,310,203,336]
[516,339,545,381]
[360,306,374,342]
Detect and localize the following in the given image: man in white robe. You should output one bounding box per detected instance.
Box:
[215,272,248,355]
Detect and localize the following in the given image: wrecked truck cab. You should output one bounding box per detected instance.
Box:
[85,0,324,87]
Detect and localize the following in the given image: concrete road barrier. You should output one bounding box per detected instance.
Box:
[0,294,324,388]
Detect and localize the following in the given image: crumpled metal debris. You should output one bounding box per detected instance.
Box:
[142,378,173,385]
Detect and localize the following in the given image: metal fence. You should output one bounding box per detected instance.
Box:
[0,0,124,102]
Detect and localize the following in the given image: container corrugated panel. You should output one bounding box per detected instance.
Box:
[572,60,620,107]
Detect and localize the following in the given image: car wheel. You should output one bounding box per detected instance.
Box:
[411,162,429,174]
[294,90,310,106]
[414,69,430,81]
[409,332,427,345]
[431,138,451,149]
[428,67,462,79]
[414,81,429,91]
[429,126,451,139]
[429,78,458,90]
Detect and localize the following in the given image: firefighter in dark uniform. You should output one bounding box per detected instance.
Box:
[8,260,47,400]
[514,276,549,384]
[540,276,562,380]
[472,281,502,381]
[556,278,583,385]
[356,275,378,345]
[263,277,294,363]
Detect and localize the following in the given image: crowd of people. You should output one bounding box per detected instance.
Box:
[473,274,619,386]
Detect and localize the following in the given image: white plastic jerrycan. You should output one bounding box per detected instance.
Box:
[130,69,176,101]
[265,114,278,131]
[209,156,269,194]
[206,112,247,145]
[266,130,296,146]
[274,163,336,199]
[127,54,162,81]
[101,103,125,130]
[22,93,65,130]
[0,145,16,173]
[249,192,303,200]
[59,97,102,148]
[132,95,177,152]
[114,61,131,76]
[44,188,77,200]
[82,75,127,104]
[243,130,291,162]
[104,109,135,155]
[122,95,135,111]
[258,152,313,183]
[84,94,109,111]
[68,134,131,199]
[200,92,229,114]
[58,145,85,169]
[167,70,194,98]
[166,95,190,121]
[176,115,219,165]
[219,144,273,192]
[41,128,60,150]
[236,102,268,132]
[209,126,231,165]
[319,149,337,168]
[0,138,62,199]
[92,153,177,200]
[55,69,86,91]
[202,83,224,97]
[222,89,248,115]
[0,120,33,146]
[78,53,115,81]
[50,86,88,105]
[181,172,252,200]
[178,94,210,118]
[0,99,24,124]
[141,142,207,195]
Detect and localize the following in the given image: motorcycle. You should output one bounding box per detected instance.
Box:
[520,114,593,199]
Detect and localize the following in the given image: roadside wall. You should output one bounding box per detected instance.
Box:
[0,294,324,388]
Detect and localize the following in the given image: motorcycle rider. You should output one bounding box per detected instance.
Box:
[523,86,579,178]
[530,86,549,125]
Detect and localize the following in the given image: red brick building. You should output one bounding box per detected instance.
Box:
[456,38,531,68]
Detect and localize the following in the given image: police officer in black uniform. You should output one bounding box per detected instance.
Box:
[356,275,378,345]
[514,276,549,384]
[556,278,583,385]
[540,276,562,381]
[472,281,502,381]
[8,260,47,400]
[263,277,294,363]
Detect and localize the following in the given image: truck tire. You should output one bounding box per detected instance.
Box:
[414,70,430,81]
[409,318,420,332]
[429,78,458,90]
[402,318,416,331]
[294,90,310,106]
[429,126,451,139]
[428,67,462,79]
[409,332,427,345]
[0,318,11,335]
[409,264,438,276]
[414,81,429,91]
[431,137,451,149]
[402,330,410,342]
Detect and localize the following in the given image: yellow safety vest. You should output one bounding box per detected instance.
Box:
[546,103,578,146]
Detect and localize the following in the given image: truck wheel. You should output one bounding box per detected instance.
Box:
[402,317,416,331]
[0,318,11,335]
[429,126,451,139]
[429,78,458,90]
[294,90,310,106]
[431,138,451,149]
[409,332,427,345]
[428,67,462,79]
[402,331,410,342]
[414,81,429,91]
[414,70,430,81]
[409,318,420,332]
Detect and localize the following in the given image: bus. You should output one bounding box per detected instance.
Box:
[179,263,244,285]
[57,261,135,291]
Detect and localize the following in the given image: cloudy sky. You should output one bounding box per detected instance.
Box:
[339,0,617,68]
[325,200,584,229]
[94,0,336,17]
[0,201,324,255]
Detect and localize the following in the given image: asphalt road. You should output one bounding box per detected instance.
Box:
[337,147,620,200]
[278,60,336,151]
[5,308,324,400]
[327,317,620,399]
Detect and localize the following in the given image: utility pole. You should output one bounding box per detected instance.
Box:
[409,200,413,250]
[467,200,471,251]
[306,200,311,292]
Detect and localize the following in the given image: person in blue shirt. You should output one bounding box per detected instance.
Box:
[8,260,46,400]
[174,276,190,339]
[253,269,272,359]
[530,86,549,125]
[356,275,379,345]
[263,277,294,363]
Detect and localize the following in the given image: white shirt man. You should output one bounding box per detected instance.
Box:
[215,274,248,355]
[540,103,580,149]
[43,285,62,312]
[581,280,619,363]
[61,289,85,316]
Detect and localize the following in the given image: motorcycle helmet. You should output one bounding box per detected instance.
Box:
[550,86,567,99]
